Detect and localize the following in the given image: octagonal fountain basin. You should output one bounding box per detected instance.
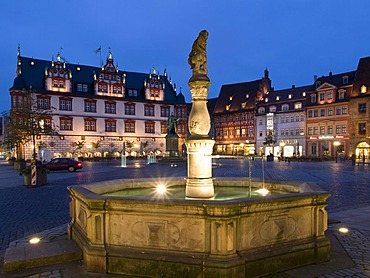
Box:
[68,177,330,277]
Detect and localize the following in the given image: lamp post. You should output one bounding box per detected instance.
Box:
[334,141,340,163]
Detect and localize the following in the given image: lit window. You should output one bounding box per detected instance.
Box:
[288,94,292,99]
[294,102,302,109]
[361,85,367,93]
[327,91,333,100]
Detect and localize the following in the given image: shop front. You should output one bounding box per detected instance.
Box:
[306,135,348,158]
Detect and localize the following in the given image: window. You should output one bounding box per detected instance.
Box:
[105,120,116,132]
[280,129,284,136]
[77,84,82,92]
[60,118,73,130]
[259,119,263,126]
[313,127,318,135]
[290,129,294,136]
[285,129,289,135]
[336,125,341,134]
[300,115,304,121]
[327,91,333,100]
[295,115,300,122]
[125,121,135,133]
[59,98,72,111]
[175,107,186,118]
[327,126,333,134]
[84,100,96,113]
[285,116,289,122]
[320,108,326,117]
[161,122,167,134]
[342,125,347,134]
[320,126,325,135]
[145,122,155,133]
[84,119,96,131]
[290,116,294,122]
[319,92,325,101]
[313,110,318,117]
[328,108,333,116]
[258,107,265,114]
[294,102,302,109]
[125,103,135,115]
[342,106,347,114]
[359,103,367,113]
[281,104,289,111]
[308,110,313,118]
[342,76,348,84]
[295,128,300,135]
[269,105,277,112]
[127,89,138,97]
[83,84,88,92]
[37,96,50,109]
[339,90,345,100]
[308,127,313,135]
[280,117,285,123]
[311,94,316,103]
[161,106,170,117]
[336,107,342,115]
[359,123,366,135]
[105,102,116,114]
[361,85,367,94]
[300,128,304,135]
[53,80,58,88]
[144,105,155,116]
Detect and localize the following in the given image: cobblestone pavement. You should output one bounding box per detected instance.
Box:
[0,158,370,277]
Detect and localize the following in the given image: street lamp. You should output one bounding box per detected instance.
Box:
[334,141,340,163]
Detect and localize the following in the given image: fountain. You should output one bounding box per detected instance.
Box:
[68,31,330,277]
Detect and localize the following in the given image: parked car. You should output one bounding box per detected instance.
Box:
[43,158,83,172]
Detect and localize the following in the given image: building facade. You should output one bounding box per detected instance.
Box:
[255,85,310,158]
[213,70,271,155]
[305,72,354,158]
[10,48,187,160]
[349,57,370,159]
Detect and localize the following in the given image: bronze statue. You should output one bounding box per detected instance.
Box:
[167,113,179,135]
[188,30,208,76]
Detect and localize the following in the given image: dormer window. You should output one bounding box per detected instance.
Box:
[245,94,249,98]
[281,104,289,111]
[338,89,345,100]
[226,105,230,111]
[288,94,292,99]
[276,96,280,101]
[302,92,306,97]
[294,102,302,109]
[361,85,367,93]
[229,96,233,101]
[269,105,277,112]
[258,107,265,114]
[311,94,317,103]
[342,76,348,85]
[241,102,246,109]
[265,98,268,102]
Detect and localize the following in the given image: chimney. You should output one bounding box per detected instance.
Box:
[264,68,269,79]
[314,75,317,82]
[329,71,332,76]
[292,85,295,89]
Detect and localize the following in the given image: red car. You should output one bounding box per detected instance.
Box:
[43,158,83,172]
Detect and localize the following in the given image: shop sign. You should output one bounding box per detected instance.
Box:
[319,135,334,139]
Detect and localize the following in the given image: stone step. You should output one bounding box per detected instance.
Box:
[3,239,82,272]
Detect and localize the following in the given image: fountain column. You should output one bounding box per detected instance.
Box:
[186,30,215,198]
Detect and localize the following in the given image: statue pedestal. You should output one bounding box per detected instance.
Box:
[159,134,185,164]
[186,137,215,198]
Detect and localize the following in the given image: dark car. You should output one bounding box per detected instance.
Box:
[43,158,83,172]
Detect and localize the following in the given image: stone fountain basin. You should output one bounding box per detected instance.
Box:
[68,177,330,277]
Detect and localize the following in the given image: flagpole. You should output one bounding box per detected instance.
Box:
[100,46,102,66]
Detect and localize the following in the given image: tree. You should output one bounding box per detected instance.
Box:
[4,92,58,160]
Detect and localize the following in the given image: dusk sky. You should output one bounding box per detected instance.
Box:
[1,0,370,113]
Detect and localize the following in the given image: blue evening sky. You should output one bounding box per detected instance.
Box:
[1,0,370,113]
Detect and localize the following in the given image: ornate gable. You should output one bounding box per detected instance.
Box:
[144,66,165,101]
[44,53,72,92]
[94,51,125,97]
